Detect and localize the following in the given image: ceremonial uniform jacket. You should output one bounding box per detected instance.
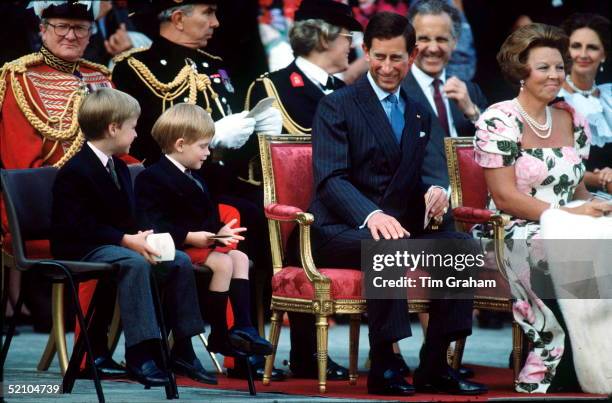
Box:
[0,47,112,170]
[112,36,238,166]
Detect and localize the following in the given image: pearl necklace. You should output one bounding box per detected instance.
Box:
[565,75,597,97]
[513,98,552,139]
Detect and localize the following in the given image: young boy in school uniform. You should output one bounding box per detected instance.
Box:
[134,103,272,358]
[51,88,216,387]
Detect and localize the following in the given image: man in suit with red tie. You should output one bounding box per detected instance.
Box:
[401,0,487,193]
[308,12,487,396]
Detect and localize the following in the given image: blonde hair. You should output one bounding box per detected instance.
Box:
[78,88,140,140]
[151,103,215,153]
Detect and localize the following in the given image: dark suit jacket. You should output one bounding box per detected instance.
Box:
[134,156,222,249]
[310,75,432,248]
[401,71,487,188]
[51,145,137,260]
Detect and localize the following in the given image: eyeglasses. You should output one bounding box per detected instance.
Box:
[45,22,92,39]
[339,32,354,44]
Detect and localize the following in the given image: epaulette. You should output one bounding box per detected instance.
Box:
[196,49,223,62]
[80,59,111,77]
[0,53,43,107]
[112,46,150,64]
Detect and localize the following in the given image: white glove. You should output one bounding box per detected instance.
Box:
[254,107,282,135]
[211,111,256,149]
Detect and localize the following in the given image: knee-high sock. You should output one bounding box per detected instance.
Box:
[206,290,229,339]
[229,278,252,329]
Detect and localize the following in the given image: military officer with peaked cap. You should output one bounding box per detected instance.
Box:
[111,0,284,381]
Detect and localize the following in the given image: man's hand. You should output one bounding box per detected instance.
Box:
[104,23,132,56]
[425,186,449,219]
[594,167,612,189]
[211,111,256,149]
[216,218,247,246]
[254,107,282,134]
[121,230,160,264]
[367,212,410,241]
[443,76,478,120]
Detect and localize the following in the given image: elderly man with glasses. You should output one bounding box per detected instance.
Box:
[0,0,125,380]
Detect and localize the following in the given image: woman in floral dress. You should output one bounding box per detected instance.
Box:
[473,24,611,393]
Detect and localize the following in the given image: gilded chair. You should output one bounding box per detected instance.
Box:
[444,136,523,383]
[258,134,366,393]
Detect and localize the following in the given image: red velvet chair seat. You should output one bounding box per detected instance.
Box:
[271,267,362,300]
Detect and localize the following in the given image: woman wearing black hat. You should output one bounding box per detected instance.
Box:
[236,0,365,381]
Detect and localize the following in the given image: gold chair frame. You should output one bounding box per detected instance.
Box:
[444,136,523,384]
[258,134,366,393]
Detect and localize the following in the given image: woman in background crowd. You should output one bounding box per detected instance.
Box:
[559,13,611,194]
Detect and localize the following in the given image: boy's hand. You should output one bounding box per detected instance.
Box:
[121,230,161,264]
[216,218,246,246]
[186,231,216,248]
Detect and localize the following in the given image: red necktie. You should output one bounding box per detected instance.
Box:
[433,79,450,136]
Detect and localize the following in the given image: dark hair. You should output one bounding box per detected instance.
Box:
[407,0,462,40]
[561,13,610,56]
[364,12,415,53]
[497,23,570,85]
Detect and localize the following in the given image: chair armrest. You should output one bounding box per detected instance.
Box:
[264,203,304,221]
[452,207,494,224]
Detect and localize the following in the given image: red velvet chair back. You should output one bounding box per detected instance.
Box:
[445,138,488,210]
[260,135,313,258]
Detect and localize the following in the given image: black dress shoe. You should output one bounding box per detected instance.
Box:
[458,365,474,379]
[208,333,247,357]
[172,357,218,385]
[228,327,273,355]
[414,366,487,395]
[126,359,170,387]
[290,355,349,380]
[367,368,415,396]
[79,355,128,379]
[227,355,287,381]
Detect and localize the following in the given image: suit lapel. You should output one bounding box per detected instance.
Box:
[159,156,207,200]
[355,76,401,167]
[402,72,446,159]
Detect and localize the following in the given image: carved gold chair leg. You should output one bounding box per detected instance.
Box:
[315,313,329,393]
[450,337,466,370]
[348,314,360,385]
[263,309,283,386]
[197,333,223,374]
[37,283,68,374]
[512,320,523,384]
[107,299,121,354]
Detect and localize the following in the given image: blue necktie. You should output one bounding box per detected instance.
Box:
[185,169,204,192]
[386,94,404,142]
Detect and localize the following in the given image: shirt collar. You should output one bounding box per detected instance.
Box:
[295,57,331,87]
[367,71,401,102]
[165,154,188,173]
[87,142,110,168]
[411,63,447,89]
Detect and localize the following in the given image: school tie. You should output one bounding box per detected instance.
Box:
[185,169,204,192]
[432,79,450,136]
[106,158,121,189]
[385,94,404,143]
[322,76,335,91]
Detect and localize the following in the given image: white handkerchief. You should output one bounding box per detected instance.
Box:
[419,131,427,138]
[146,233,176,262]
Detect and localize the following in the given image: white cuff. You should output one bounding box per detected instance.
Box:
[359,209,382,229]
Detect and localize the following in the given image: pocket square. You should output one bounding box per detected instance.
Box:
[419,131,427,138]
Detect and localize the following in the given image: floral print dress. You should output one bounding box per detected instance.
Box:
[472,100,591,393]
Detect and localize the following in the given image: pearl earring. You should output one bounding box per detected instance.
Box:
[601,60,605,72]
[520,79,525,91]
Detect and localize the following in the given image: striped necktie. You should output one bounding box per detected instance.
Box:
[106,158,120,189]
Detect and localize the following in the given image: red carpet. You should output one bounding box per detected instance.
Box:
[168,365,608,401]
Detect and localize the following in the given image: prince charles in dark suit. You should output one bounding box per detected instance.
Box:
[308,12,487,397]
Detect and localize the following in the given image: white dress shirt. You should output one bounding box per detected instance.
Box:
[295,57,335,95]
[165,154,188,173]
[87,141,111,168]
[411,64,459,138]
